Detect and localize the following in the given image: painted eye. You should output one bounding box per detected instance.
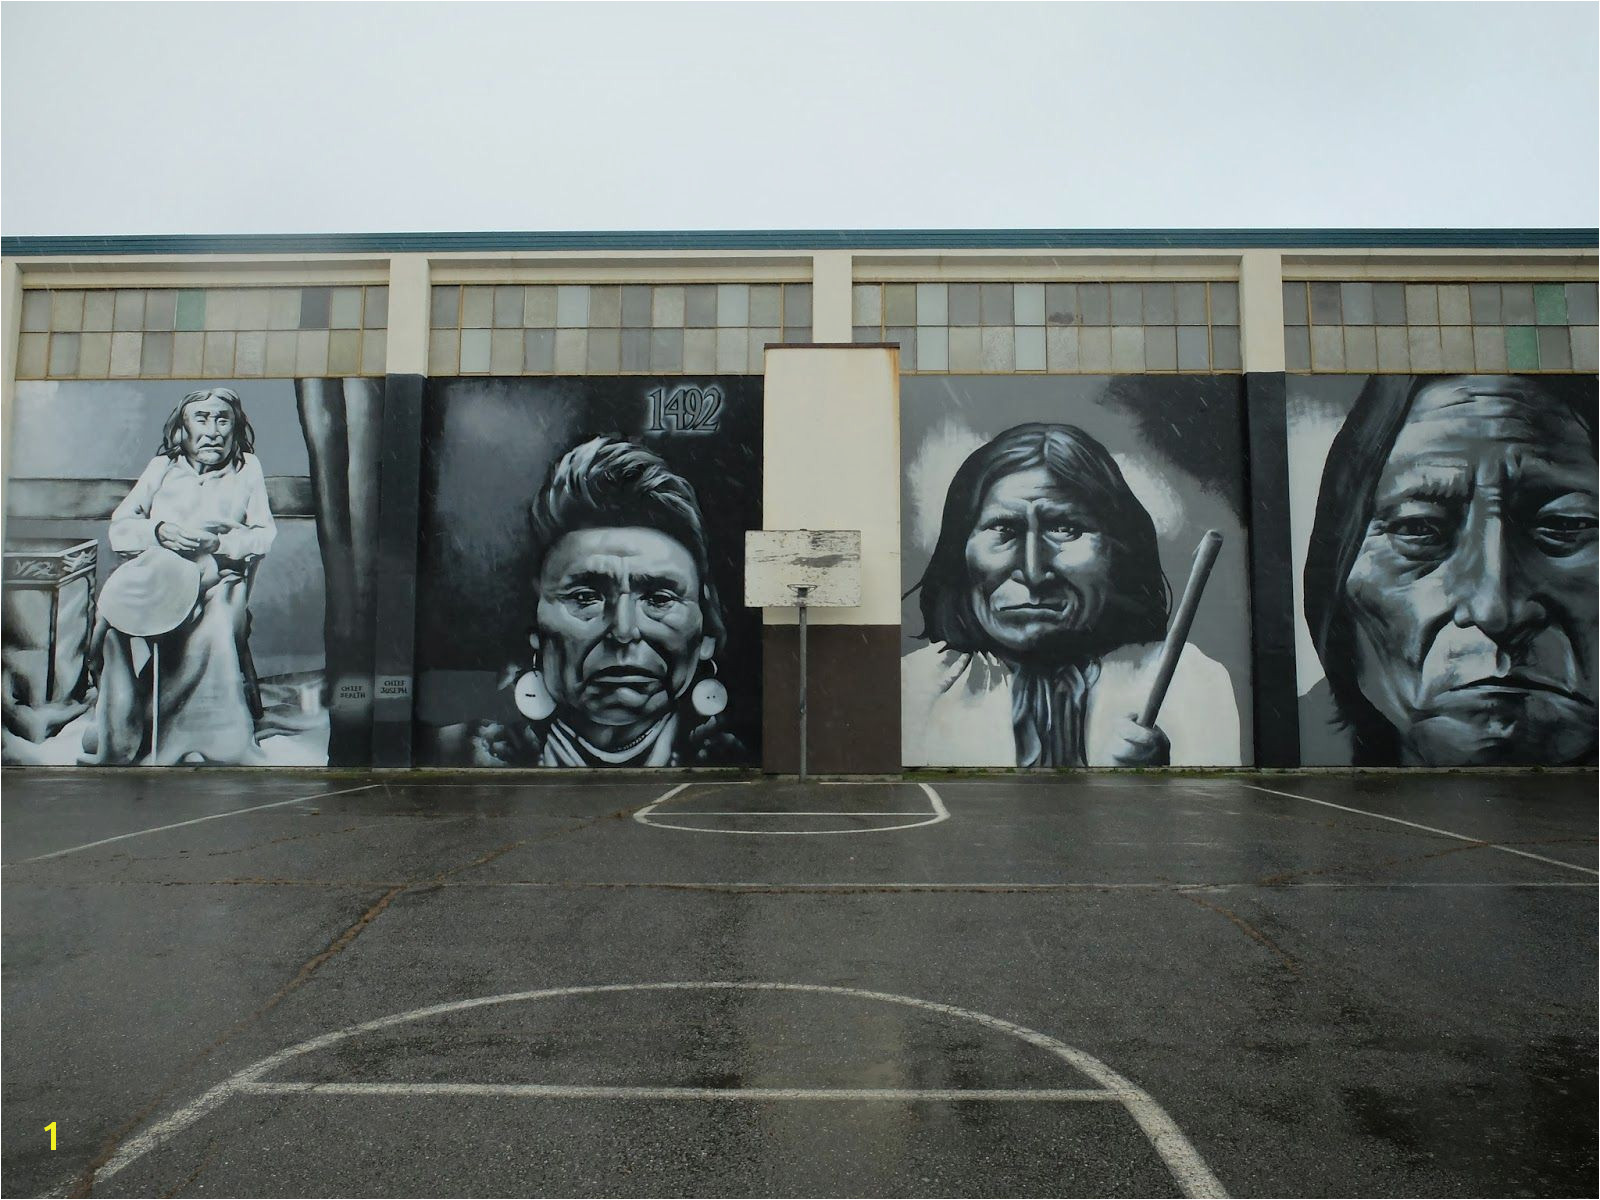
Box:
[1382,502,1459,563]
[1532,511,1598,554]
[566,589,602,608]
[1389,517,1447,540]
[987,521,1022,541]
[1046,522,1084,539]
[1381,511,1454,558]
[1389,517,1445,538]
[644,591,679,610]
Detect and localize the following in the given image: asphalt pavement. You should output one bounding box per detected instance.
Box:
[3,769,1595,1198]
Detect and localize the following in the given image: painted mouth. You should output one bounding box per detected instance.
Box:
[997,602,1071,617]
[588,668,662,687]
[1442,674,1589,704]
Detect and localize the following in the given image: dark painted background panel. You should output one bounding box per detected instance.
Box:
[1243,372,1301,768]
[371,374,425,767]
[412,377,762,767]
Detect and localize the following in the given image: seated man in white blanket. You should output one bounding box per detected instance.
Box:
[82,387,276,764]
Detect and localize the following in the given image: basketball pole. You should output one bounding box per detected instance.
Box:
[794,585,811,783]
[150,641,160,765]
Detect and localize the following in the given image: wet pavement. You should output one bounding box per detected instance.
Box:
[3,770,1595,1197]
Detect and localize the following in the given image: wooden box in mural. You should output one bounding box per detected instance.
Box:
[3,537,98,706]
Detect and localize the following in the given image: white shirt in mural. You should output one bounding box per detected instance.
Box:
[901,641,1241,767]
[109,453,276,561]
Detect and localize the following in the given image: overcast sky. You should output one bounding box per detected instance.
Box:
[2,1,1596,236]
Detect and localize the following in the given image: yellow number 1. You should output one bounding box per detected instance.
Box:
[45,1122,56,1150]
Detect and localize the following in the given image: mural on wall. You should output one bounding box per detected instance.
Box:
[413,378,761,767]
[900,376,1254,768]
[1288,374,1597,767]
[3,379,382,767]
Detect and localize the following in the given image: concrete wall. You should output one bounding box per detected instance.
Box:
[760,347,900,773]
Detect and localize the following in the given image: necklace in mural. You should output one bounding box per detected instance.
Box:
[545,715,676,766]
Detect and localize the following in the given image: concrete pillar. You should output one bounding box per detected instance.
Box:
[760,345,901,773]
[370,253,430,765]
[810,251,854,343]
[1239,249,1286,373]
[1238,248,1295,765]
[1,258,21,547]
[385,253,431,376]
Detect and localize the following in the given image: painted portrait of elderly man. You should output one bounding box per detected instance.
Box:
[83,387,277,765]
[423,433,752,767]
[1301,374,1597,766]
[4,374,384,768]
[411,377,763,768]
[902,420,1240,768]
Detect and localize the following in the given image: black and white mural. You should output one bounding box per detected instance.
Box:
[900,377,1253,768]
[2,379,382,766]
[1288,374,1597,766]
[412,378,761,767]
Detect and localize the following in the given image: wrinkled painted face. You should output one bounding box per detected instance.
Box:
[1344,379,1598,765]
[535,526,713,735]
[182,399,236,468]
[966,466,1114,658]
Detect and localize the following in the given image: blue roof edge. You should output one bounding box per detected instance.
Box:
[3,228,1597,256]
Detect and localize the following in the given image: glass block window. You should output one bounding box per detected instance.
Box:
[850,281,1241,373]
[427,282,811,375]
[1283,280,1599,373]
[14,286,389,380]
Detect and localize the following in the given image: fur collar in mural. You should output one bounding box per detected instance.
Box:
[901,642,1241,768]
[441,668,747,768]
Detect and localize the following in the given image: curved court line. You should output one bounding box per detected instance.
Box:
[92,980,1226,1198]
[635,782,950,836]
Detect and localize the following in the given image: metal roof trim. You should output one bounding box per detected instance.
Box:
[4,228,1597,257]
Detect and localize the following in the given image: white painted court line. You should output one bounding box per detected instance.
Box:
[634,782,950,836]
[663,811,932,817]
[92,981,1228,1199]
[242,1081,1121,1102]
[7,783,382,865]
[459,879,1595,892]
[368,780,717,788]
[1236,783,1599,878]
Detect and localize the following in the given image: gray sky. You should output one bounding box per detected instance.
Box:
[3,1,1596,236]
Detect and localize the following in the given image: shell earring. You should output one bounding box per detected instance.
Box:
[513,665,557,721]
[690,660,727,717]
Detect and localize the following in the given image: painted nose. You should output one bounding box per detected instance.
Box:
[609,592,640,643]
[1021,531,1051,588]
[1447,520,1540,642]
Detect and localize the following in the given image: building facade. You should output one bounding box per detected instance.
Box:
[3,230,1595,771]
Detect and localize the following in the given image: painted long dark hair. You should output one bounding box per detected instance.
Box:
[158,387,255,468]
[912,422,1170,659]
[1303,374,1597,764]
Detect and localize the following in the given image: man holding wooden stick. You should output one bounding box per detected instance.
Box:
[903,422,1240,768]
